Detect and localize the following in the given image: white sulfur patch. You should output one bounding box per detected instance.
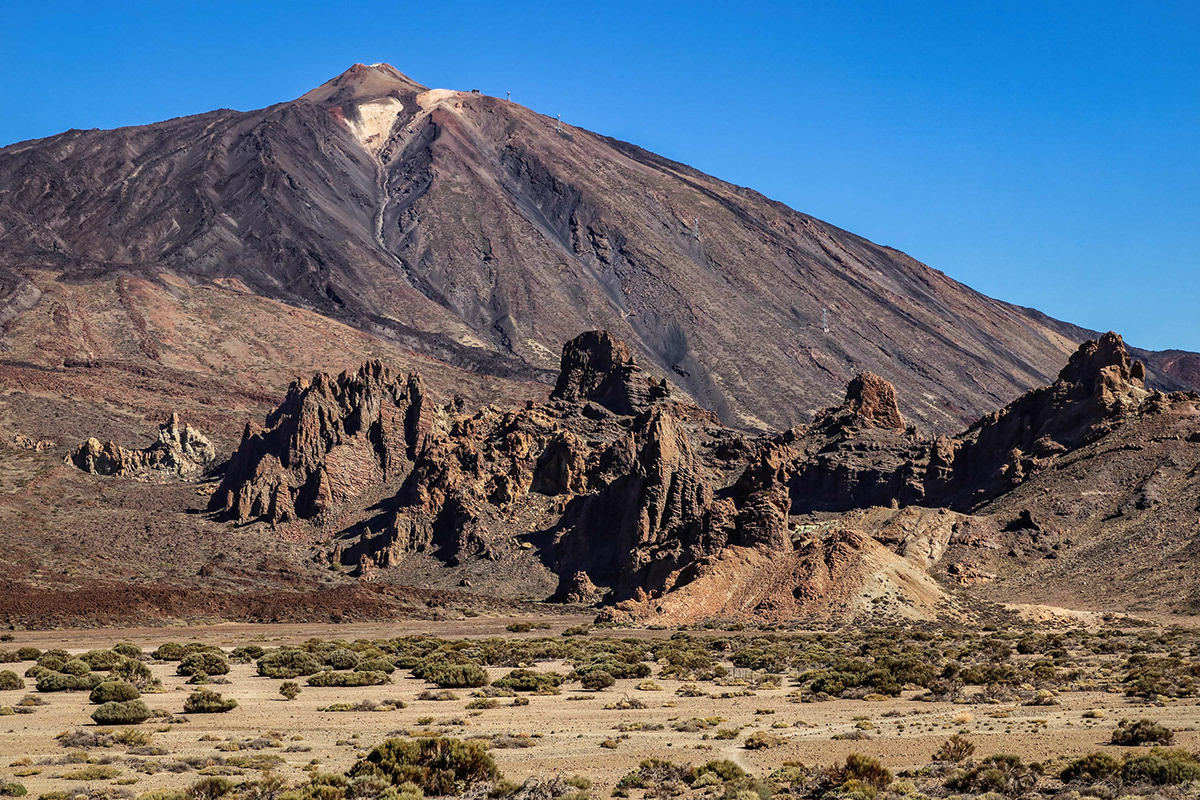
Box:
[346,97,404,154]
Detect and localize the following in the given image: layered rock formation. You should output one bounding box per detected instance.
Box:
[922,331,1151,509]
[67,413,215,480]
[549,331,670,414]
[208,361,432,523]
[206,328,1200,623]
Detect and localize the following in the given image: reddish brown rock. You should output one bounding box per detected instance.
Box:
[923,332,1151,509]
[550,331,670,415]
[209,361,431,523]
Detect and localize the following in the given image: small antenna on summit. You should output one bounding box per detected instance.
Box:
[507,91,511,102]
[556,114,562,132]
[822,308,829,333]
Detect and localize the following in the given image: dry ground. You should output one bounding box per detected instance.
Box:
[0,618,1198,797]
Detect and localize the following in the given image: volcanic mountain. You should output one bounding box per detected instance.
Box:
[3,64,1200,627]
[2,62,1197,443]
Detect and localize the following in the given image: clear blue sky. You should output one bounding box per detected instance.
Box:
[2,1,1197,351]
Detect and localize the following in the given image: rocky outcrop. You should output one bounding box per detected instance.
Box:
[67,413,215,480]
[551,408,728,599]
[733,335,1154,517]
[550,331,669,415]
[923,332,1151,509]
[815,372,907,434]
[202,327,1200,624]
[315,331,782,605]
[13,435,55,452]
[208,361,432,523]
[733,373,925,514]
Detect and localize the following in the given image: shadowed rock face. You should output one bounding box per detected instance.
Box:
[208,361,431,523]
[923,331,1151,510]
[731,333,1159,516]
[550,330,669,414]
[3,63,1197,436]
[67,413,215,481]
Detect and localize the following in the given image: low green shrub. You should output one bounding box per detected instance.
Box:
[348,736,500,795]
[836,754,893,791]
[0,671,24,691]
[1060,752,1121,783]
[580,671,615,691]
[492,669,563,692]
[617,758,692,790]
[111,657,154,686]
[79,649,125,671]
[89,681,140,704]
[934,734,976,763]
[183,689,238,714]
[412,656,489,689]
[279,682,301,701]
[1112,718,1174,746]
[60,765,122,781]
[91,699,151,725]
[153,642,217,661]
[692,760,747,783]
[36,672,103,692]
[14,648,41,662]
[356,658,396,674]
[944,754,1040,796]
[325,649,361,670]
[35,655,65,672]
[231,646,265,661]
[112,644,142,659]
[184,776,233,800]
[307,670,390,688]
[177,652,230,677]
[1121,748,1200,785]
[59,659,91,677]
[0,783,27,797]
[465,698,499,710]
[744,731,784,749]
[257,649,323,679]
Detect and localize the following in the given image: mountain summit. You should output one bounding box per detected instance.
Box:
[300,63,428,105]
[0,64,1196,438]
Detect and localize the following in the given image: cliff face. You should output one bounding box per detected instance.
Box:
[209,361,432,523]
[3,63,1196,439]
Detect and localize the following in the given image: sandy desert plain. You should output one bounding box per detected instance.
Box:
[0,614,1198,800]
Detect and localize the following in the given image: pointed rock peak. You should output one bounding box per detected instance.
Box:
[553,331,636,396]
[550,330,670,415]
[1058,331,1146,392]
[299,63,427,105]
[842,372,906,430]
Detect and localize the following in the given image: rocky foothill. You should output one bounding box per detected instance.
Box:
[202,327,1200,623]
